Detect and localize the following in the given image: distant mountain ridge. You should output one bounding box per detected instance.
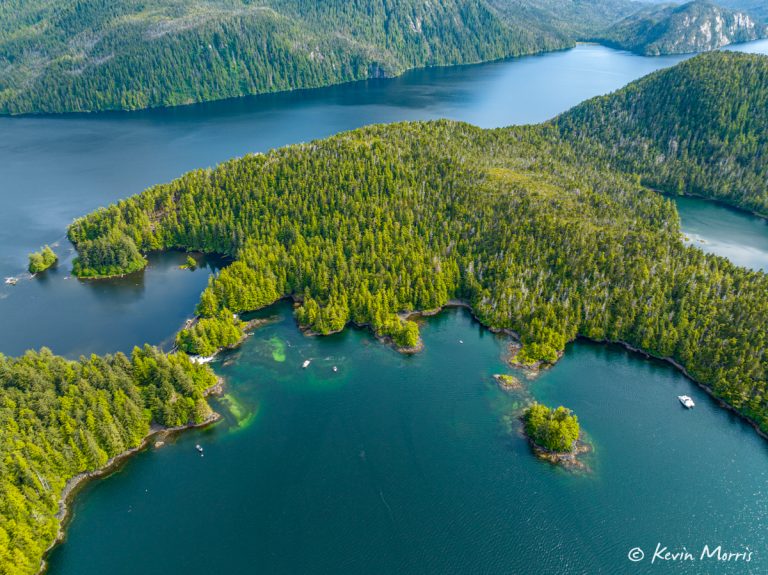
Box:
[594,0,768,55]
[0,0,765,114]
[719,0,768,23]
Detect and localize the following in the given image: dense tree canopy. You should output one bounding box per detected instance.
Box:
[556,51,768,215]
[0,347,216,575]
[523,403,580,452]
[27,246,57,274]
[0,0,569,115]
[68,119,768,436]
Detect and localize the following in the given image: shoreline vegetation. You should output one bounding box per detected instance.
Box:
[64,80,768,443]
[0,347,221,575]
[5,277,765,575]
[39,396,222,575]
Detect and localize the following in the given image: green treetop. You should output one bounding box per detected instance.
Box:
[523,403,581,453]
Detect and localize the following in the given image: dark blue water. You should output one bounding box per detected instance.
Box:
[47,304,768,574]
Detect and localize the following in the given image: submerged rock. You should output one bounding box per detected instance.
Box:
[494,374,522,391]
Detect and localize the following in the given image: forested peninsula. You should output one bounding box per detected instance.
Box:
[0,347,217,575]
[1,0,766,115]
[67,54,768,441]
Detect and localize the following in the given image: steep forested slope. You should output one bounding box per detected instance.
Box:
[594,0,767,55]
[0,347,216,575]
[556,51,768,215]
[3,0,764,115]
[487,0,644,38]
[0,0,569,115]
[67,120,768,439]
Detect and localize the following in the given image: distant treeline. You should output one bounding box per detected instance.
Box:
[3,0,765,114]
[0,0,568,114]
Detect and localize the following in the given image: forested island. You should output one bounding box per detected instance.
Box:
[65,53,768,439]
[27,247,57,274]
[523,403,581,455]
[0,347,217,575]
[1,0,765,114]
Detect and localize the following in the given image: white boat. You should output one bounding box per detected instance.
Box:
[678,395,695,409]
[190,355,215,365]
[302,360,311,368]
[333,366,338,372]
[195,444,204,454]
[4,277,18,285]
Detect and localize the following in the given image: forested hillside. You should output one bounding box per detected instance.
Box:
[67,120,768,440]
[594,0,767,55]
[2,0,764,115]
[556,51,768,215]
[0,347,216,575]
[0,0,569,115]
[487,0,643,38]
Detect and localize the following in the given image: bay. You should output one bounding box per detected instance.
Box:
[47,303,768,574]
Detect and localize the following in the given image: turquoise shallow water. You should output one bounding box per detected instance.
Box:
[47,303,768,574]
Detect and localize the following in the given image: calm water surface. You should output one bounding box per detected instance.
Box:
[674,197,768,272]
[1,41,767,575]
[47,304,768,574]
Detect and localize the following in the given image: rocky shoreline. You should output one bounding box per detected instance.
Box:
[493,373,523,391]
[527,436,591,471]
[37,379,224,575]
